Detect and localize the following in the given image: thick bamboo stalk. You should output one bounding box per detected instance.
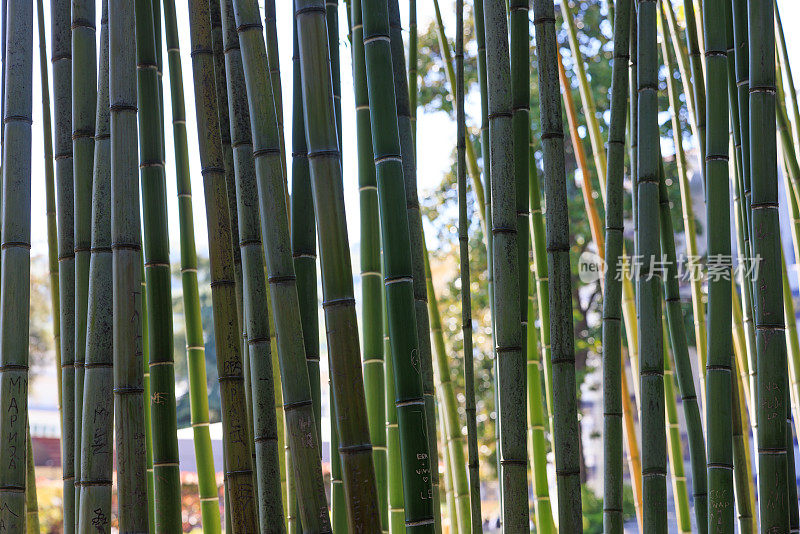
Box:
[76,7,113,528]
[134,0,182,527]
[219,0,284,528]
[361,0,434,530]
[601,0,632,530]
[0,0,32,528]
[750,0,790,529]
[36,0,62,421]
[296,1,382,529]
[160,0,222,528]
[455,1,480,529]
[71,0,97,520]
[532,0,583,529]
[638,1,668,530]
[349,0,388,528]
[109,0,149,527]
[187,1,260,530]
[384,275,405,533]
[52,0,77,527]
[229,0,331,528]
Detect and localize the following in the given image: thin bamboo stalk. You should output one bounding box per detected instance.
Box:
[409,0,417,140]
[437,397,457,533]
[682,0,708,192]
[25,427,39,532]
[0,0,32,528]
[730,347,756,534]
[361,0,435,529]
[532,0,583,529]
[141,257,155,532]
[109,0,148,527]
[229,1,331,528]
[263,0,288,192]
[775,2,800,153]
[384,270,405,533]
[750,0,790,529]
[77,7,113,529]
[349,0,388,528]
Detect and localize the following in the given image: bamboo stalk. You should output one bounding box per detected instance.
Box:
[682,0,708,193]
[730,343,756,534]
[775,1,800,153]
[109,0,149,527]
[25,427,39,532]
[384,267,405,533]
[532,0,583,529]
[141,256,155,532]
[229,0,332,528]
[349,0,388,528]
[361,0,435,529]
[0,0,32,528]
[76,6,113,528]
[160,0,222,528]
[263,0,288,192]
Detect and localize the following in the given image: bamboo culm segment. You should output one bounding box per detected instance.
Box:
[601,0,631,530]
[532,0,583,530]
[162,0,221,528]
[71,1,97,521]
[230,0,331,529]
[361,0,434,530]
[749,0,790,530]
[187,1,259,530]
[385,2,441,527]
[296,2,382,529]
[219,0,284,526]
[0,0,32,529]
[77,6,114,529]
[110,0,149,528]
[702,0,734,530]
[348,0,388,528]
[52,0,77,528]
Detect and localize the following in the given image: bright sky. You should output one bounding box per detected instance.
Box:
[20,0,800,262]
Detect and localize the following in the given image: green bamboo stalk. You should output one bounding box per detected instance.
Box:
[385,5,441,527]
[109,0,148,527]
[263,0,288,190]
[76,6,113,528]
[638,1,668,530]
[602,0,632,529]
[349,0,388,529]
[384,272,405,533]
[71,0,97,520]
[296,1,382,529]
[361,0,435,530]
[409,0,417,140]
[187,1,261,530]
[52,0,77,527]
[663,322,691,534]
[424,251,471,533]
[482,2,527,528]
[219,0,285,528]
[559,0,608,188]
[0,0,32,528]
[750,0,790,529]
[775,2,800,153]
[525,265,554,534]
[438,399,457,534]
[37,0,61,421]
[731,0,751,239]
[141,256,155,532]
[656,158,709,533]
[532,0,583,529]
[25,427,39,532]
[229,0,332,529]
[702,0,734,529]
[161,0,222,529]
[682,0,708,192]
[780,148,800,441]
[455,1,480,529]
[781,247,800,532]
[134,0,182,527]
[730,334,756,534]
[630,4,637,259]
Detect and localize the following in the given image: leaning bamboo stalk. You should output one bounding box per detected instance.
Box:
[750,0,790,529]
[361,0,435,529]
[37,0,61,420]
[296,1,382,528]
[349,0,388,528]
[455,0,480,529]
[0,0,32,528]
[76,7,114,528]
[71,0,97,519]
[160,0,221,528]
[229,0,332,528]
[52,0,77,527]
[532,0,583,528]
[775,2,800,154]
[219,0,284,527]
[135,0,182,527]
[109,0,148,527]
[187,1,260,529]
[424,250,471,533]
